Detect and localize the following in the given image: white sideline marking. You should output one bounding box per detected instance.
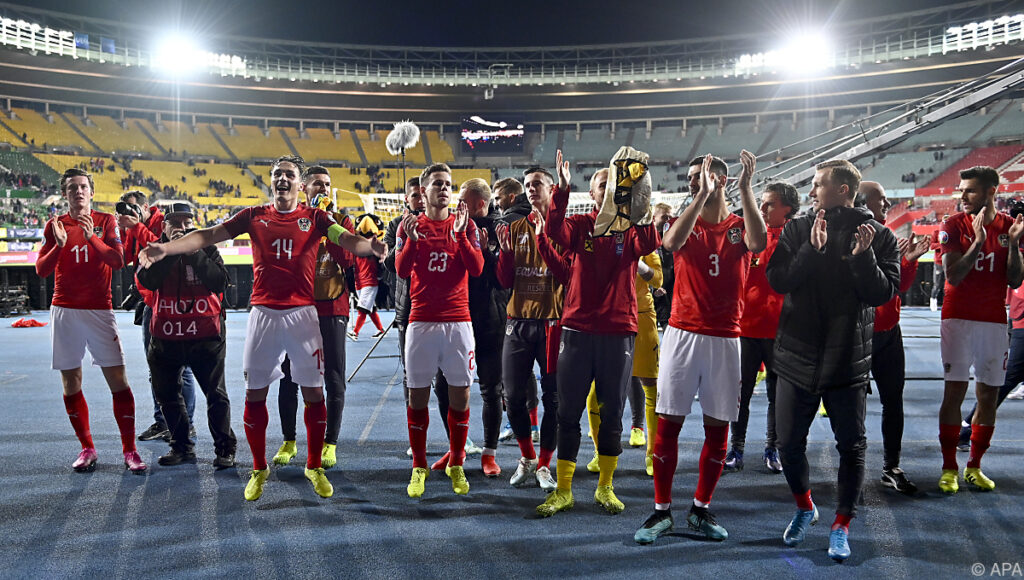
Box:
[358,368,402,445]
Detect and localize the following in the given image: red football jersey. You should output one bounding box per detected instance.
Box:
[545,185,660,335]
[874,257,918,333]
[222,205,338,309]
[739,224,784,339]
[1009,285,1024,330]
[940,211,1016,324]
[669,213,752,338]
[354,255,380,289]
[38,211,123,310]
[395,214,483,323]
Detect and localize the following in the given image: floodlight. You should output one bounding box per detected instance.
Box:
[777,33,833,72]
[151,34,206,75]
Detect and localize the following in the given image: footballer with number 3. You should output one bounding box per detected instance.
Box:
[36,168,147,475]
[140,155,384,501]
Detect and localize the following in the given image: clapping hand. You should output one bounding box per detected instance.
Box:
[810,210,828,251]
[851,223,875,256]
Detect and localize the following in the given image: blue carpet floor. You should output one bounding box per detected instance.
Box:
[0,307,1021,579]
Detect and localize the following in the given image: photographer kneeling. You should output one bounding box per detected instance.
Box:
[137,203,237,468]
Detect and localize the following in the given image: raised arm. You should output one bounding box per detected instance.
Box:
[86,213,124,269]
[139,224,232,269]
[544,149,575,249]
[662,154,713,252]
[738,150,767,253]
[454,204,484,277]
[944,213,985,287]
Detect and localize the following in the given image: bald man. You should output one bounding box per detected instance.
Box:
[857,181,929,495]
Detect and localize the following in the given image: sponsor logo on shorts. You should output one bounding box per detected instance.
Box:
[727,228,742,244]
[298,218,312,232]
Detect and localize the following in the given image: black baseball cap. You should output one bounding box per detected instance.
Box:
[165,202,194,218]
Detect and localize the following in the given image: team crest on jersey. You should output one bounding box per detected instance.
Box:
[751,256,760,267]
[93,226,103,237]
[999,234,1009,248]
[297,218,312,232]
[727,228,742,244]
[584,239,594,252]
[938,231,949,244]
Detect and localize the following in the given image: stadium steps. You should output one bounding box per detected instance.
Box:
[0,151,59,184]
[349,129,369,165]
[242,166,270,197]
[422,131,433,165]
[0,117,29,147]
[134,120,168,156]
[925,144,1024,188]
[56,112,101,154]
[207,126,238,161]
[278,128,301,158]
[970,100,1015,144]
[756,121,782,157]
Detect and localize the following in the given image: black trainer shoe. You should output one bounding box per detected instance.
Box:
[158,448,197,466]
[189,425,197,440]
[213,451,236,470]
[139,422,170,442]
[686,505,728,541]
[881,467,918,495]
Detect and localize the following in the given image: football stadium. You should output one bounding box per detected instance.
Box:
[0,0,1023,576]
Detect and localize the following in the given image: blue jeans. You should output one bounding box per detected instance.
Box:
[142,305,196,424]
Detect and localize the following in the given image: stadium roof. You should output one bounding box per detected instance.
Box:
[2,0,1013,48]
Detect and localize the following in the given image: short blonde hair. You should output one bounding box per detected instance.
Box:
[816,159,862,199]
[460,178,492,203]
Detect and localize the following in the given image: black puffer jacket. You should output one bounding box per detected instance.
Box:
[766,206,899,393]
[469,205,510,340]
[384,212,412,327]
[498,193,533,225]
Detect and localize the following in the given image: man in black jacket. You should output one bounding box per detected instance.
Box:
[137,203,236,468]
[383,177,425,396]
[766,159,899,562]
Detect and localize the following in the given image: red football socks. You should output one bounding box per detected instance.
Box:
[63,390,94,449]
[653,417,682,506]
[967,424,995,469]
[407,406,429,469]
[832,513,852,532]
[517,436,536,460]
[304,400,327,469]
[529,406,538,428]
[244,400,270,470]
[794,490,814,511]
[369,311,384,332]
[111,389,136,453]
[448,408,470,467]
[538,447,554,469]
[939,423,961,471]
[694,423,729,505]
[354,312,367,335]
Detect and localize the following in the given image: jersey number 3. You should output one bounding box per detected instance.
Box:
[708,253,720,277]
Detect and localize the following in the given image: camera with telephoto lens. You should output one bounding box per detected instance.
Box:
[115,201,143,221]
[1008,198,1024,219]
